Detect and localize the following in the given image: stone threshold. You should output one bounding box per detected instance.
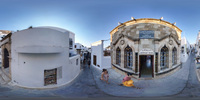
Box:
[112,64,139,75]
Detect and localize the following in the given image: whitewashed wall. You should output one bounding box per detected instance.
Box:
[69,55,81,81]
[75,43,88,52]
[91,40,103,69]
[11,27,80,88]
[181,37,190,63]
[196,32,200,57]
[102,56,111,69]
[91,40,111,69]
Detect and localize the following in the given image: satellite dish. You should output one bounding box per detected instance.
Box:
[160,17,164,20]
[131,17,135,20]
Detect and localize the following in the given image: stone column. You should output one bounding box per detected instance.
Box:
[121,49,125,68]
[158,52,161,72]
[1,45,5,70]
[132,52,135,72]
[134,41,139,73]
[177,45,181,64]
[112,47,115,65]
[169,49,172,68]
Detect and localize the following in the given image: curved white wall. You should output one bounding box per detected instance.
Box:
[11,27,80,88]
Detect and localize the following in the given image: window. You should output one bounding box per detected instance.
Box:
[104,50,111,56]
[116,47,121,66]
[181,47,184,53]
[44,68,57,86]
[69,53,71,57]
[135,53,138,72]
[124,45,133,69]
[155,52,158,72]
[172,47,177,65]
[76,59,79,65]
[93,55,97,66]
[160,45,169,70]
[69,38,73,49]
[3,48,9,68]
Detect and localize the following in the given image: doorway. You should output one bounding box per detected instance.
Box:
[93,55,97,66]
[139,55,154,78]
[3,48,9,69]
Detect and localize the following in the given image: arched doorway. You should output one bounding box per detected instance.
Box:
[139,55,154,78]
[3,48,9,69]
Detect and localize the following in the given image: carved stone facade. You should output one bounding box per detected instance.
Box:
[0,33,12,80]
[110,18,182,79]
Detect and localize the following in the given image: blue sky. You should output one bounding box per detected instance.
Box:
[0,0,200,47]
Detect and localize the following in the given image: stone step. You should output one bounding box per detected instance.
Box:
[1,73,10,82]
[0,74,7,85]
[0,69,11,84]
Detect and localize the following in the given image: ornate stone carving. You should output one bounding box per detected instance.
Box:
[169,40,173,45]
[120,40,125,45]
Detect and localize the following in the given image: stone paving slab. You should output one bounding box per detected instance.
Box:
[91,55,192,97]
[49,66,111,98]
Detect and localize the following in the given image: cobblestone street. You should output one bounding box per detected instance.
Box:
[174,53,200,97]
[0,53,199,99]
[90,54,193,97]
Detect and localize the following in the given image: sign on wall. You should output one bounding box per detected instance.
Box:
[139,30,154,39]
[139,48,154,55]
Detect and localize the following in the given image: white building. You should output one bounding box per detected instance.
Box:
[91,40,111,70]
[0,26,81,88]
[74,43,88,54]
[181,37,190,62]
[196,31,200,56]
[74,43,90,61]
